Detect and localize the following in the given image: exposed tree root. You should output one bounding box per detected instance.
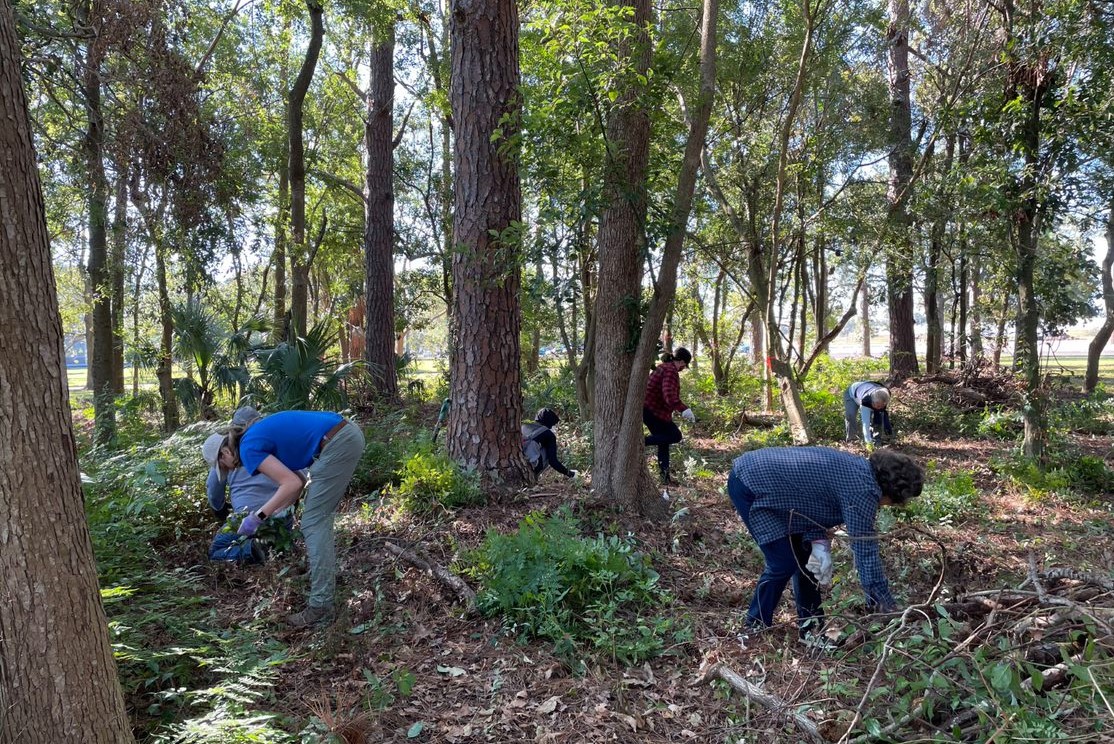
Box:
[383,539,477,613]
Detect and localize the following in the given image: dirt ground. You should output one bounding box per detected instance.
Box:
[196,392,1114,743]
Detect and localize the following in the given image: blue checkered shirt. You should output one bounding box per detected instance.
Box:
[731,447,895,608]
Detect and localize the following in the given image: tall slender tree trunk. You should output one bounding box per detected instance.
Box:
[925,219,942,371]
[1084,201,1114,394]
[0,4,134,735]
[885,0,919,380]
[288,0,324,338]
[77,0,116,445]
[594,0,718,516]
[447,0,532,487]
[365,22,399,402]
[970,243,983,358]
[592,0,655,505]
[1003,0,1047,463]
[110,156,127,394]
[764,0,814,443]
[861,280,872,356]
[154,239,178,431]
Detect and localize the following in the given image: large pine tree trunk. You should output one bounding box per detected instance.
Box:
[1083,202,1114,394]
[885,0,919,380]
[0,4,134,736]
[447,0,532,487]
[288,0,324,338]
[364,21,399,402]
[78,0,116,445]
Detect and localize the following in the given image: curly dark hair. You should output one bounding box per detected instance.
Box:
[869,449,924,504]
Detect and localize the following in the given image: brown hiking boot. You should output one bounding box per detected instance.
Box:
[286,605,335,629]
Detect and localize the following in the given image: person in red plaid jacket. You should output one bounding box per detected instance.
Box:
[643,347,696,484]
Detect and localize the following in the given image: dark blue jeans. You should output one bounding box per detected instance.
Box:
[727,471,824,637]
[644,407,682,475]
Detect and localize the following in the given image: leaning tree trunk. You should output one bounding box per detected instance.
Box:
[364,20,399,402]
[288,0,323,338]
[885,0,919,380]
[0,4,134,736]
[1084,201,1114,394]
[446,0,532,488]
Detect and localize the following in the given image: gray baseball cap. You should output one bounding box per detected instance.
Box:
[201,433,224,466]
[232,406,260,427]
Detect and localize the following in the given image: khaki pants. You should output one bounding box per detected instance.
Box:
[302,421,365,608]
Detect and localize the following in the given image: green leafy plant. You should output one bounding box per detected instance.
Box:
[897,462,980,525]
[390,447,484,513]
[249,320,361,411]
[464,509,682,667]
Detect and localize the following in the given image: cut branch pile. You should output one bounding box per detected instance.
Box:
[698,559,1114,742]
[912,358,1024,409]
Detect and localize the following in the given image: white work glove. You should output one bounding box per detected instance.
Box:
[681,408,696,423]
[806,539,833,587]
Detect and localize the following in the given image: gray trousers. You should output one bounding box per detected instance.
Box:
[302,421,365,608]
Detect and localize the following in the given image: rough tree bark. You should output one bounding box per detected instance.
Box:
[76,0,116,445]
[763,0,815,443]
[0,2,134,735]
[593,0,718,516]
[1004,0,1048,463]
[288,0,324,338]
[1083,202,1114,394]
[365,20,399,402]
[446,0,532,487]
[885,0,919,380]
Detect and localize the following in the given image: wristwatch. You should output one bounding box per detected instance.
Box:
[256,509,268,521]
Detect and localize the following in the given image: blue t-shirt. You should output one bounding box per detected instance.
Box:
[239,411,343,474]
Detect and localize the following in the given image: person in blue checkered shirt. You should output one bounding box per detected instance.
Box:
[727,447,923,641]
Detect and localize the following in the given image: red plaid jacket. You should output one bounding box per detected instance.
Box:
[644,363,686,422]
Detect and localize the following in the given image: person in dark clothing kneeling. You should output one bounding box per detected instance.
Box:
[727,447,923,645]
[522,408,576,479]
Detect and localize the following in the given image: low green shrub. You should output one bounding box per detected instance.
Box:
[522,366,580,422]
[1049,393,1114,435]
[389,447,484,513]
[464,509,682,667]
[898,462,980,525]
[993,445,1114,498]
[976,408,1022,440]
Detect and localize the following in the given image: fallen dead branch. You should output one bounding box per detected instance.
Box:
[696,660,826,743]
[383,539,477,613]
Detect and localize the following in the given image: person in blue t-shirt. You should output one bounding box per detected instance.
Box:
[727,447,923,643]
[221,410,366,629]
[844,381,893,445]
[202,407,297,564]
